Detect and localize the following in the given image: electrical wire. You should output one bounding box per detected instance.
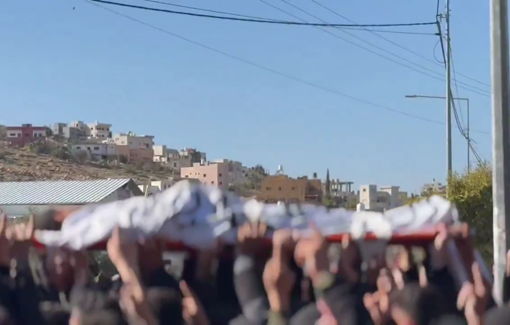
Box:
[139,0,285,21]
[436,19,467,137]
[91,0,438,28]
[311,0,490,90]
[85,0,491,135]
[337,29,436,36]
[436,18,486,164]
[433,40,445,64]
[450,45,465,130]
[137,0,437,36]
[260,0,489,97]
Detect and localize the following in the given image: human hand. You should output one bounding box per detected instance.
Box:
[236,221,267,256]
[0,214,9,267]
[107,226,139,281]
[451,225,490,325]
[7,216,35,263]
[263,229,296,313]
[363,291,390,325]
[294,224,329,280]
[180,280,210,325]
[337,236,362,283]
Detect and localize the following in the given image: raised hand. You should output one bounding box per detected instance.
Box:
[0,214,9,267]
[263,229,296,313]
[180,280,210,325]
[236,221,267,256]
[294,224,329,279]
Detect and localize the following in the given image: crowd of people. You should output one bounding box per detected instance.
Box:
[0,211,509,325]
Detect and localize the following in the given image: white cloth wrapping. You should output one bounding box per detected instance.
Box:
[34,180,459,250]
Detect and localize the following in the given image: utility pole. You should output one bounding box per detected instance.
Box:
[445,0,453,178]
[405,95,471,173]
[466,99,471,173]
[491,0,510,306]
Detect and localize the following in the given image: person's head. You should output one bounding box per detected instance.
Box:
[44,247,75,290]
[70,309,126,325]
[70,286,125,325]
[483,306,510,325]
[390,284,447,325]
[33,208,66,231]
[146,287,183,324]
[70,285,117,313]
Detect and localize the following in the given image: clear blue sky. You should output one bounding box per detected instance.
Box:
[1,0,491,193]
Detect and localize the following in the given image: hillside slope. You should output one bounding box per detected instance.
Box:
[0,146,176,183]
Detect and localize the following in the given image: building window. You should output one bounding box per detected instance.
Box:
[211,181,215,184]
[219,173,222,177]
[185,175,188,178]
[266,187,271,190]
[363,189,366,192]
[278,187,282,191]
[203,174,207,177]
[93,147,99,150]
[219,182,222,185]
[76,146,81,150]
[291,187,296,190]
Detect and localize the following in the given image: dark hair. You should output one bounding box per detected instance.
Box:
[391,284,447,325]
[33,209,62,231]
[146,287,183,324]
[79,310,127,325]
[70,284,119,313]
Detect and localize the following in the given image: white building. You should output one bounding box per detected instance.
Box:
[70,142,119,160]
[421,180,447,196]
[114,132,154,149]
[212,159,249,186]
[0,179,143,217]
[359,184,407,212]
[153,145,179,163]
[138,179,178,196]
[87,121,112,139]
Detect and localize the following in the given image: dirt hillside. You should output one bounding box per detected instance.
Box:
[0,146,176,183]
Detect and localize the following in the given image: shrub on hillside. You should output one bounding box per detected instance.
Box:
[72,150,88,164]
[29,142,52,155]
[51,147,70,160]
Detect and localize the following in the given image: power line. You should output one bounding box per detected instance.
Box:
[85,0,490,136]
[311,0,490,90]
[138,0,437,36]
[138,0,285,21]
[436,18,467,136]
[259,0,490,97]
[91,0,438,28]
[436,18,486,164]
[451,47,466,129]
[339,28,436,36]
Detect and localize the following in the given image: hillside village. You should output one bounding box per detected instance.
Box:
[0,122,264,198]
[0,121,431,211]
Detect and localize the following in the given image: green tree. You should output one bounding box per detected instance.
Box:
[246,164,268,190]
[448,163,492,260]
[323,196,335,208]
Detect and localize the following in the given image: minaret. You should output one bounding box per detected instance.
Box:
[325,168,331,198]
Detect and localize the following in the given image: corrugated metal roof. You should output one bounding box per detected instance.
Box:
[0,179,133,205]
